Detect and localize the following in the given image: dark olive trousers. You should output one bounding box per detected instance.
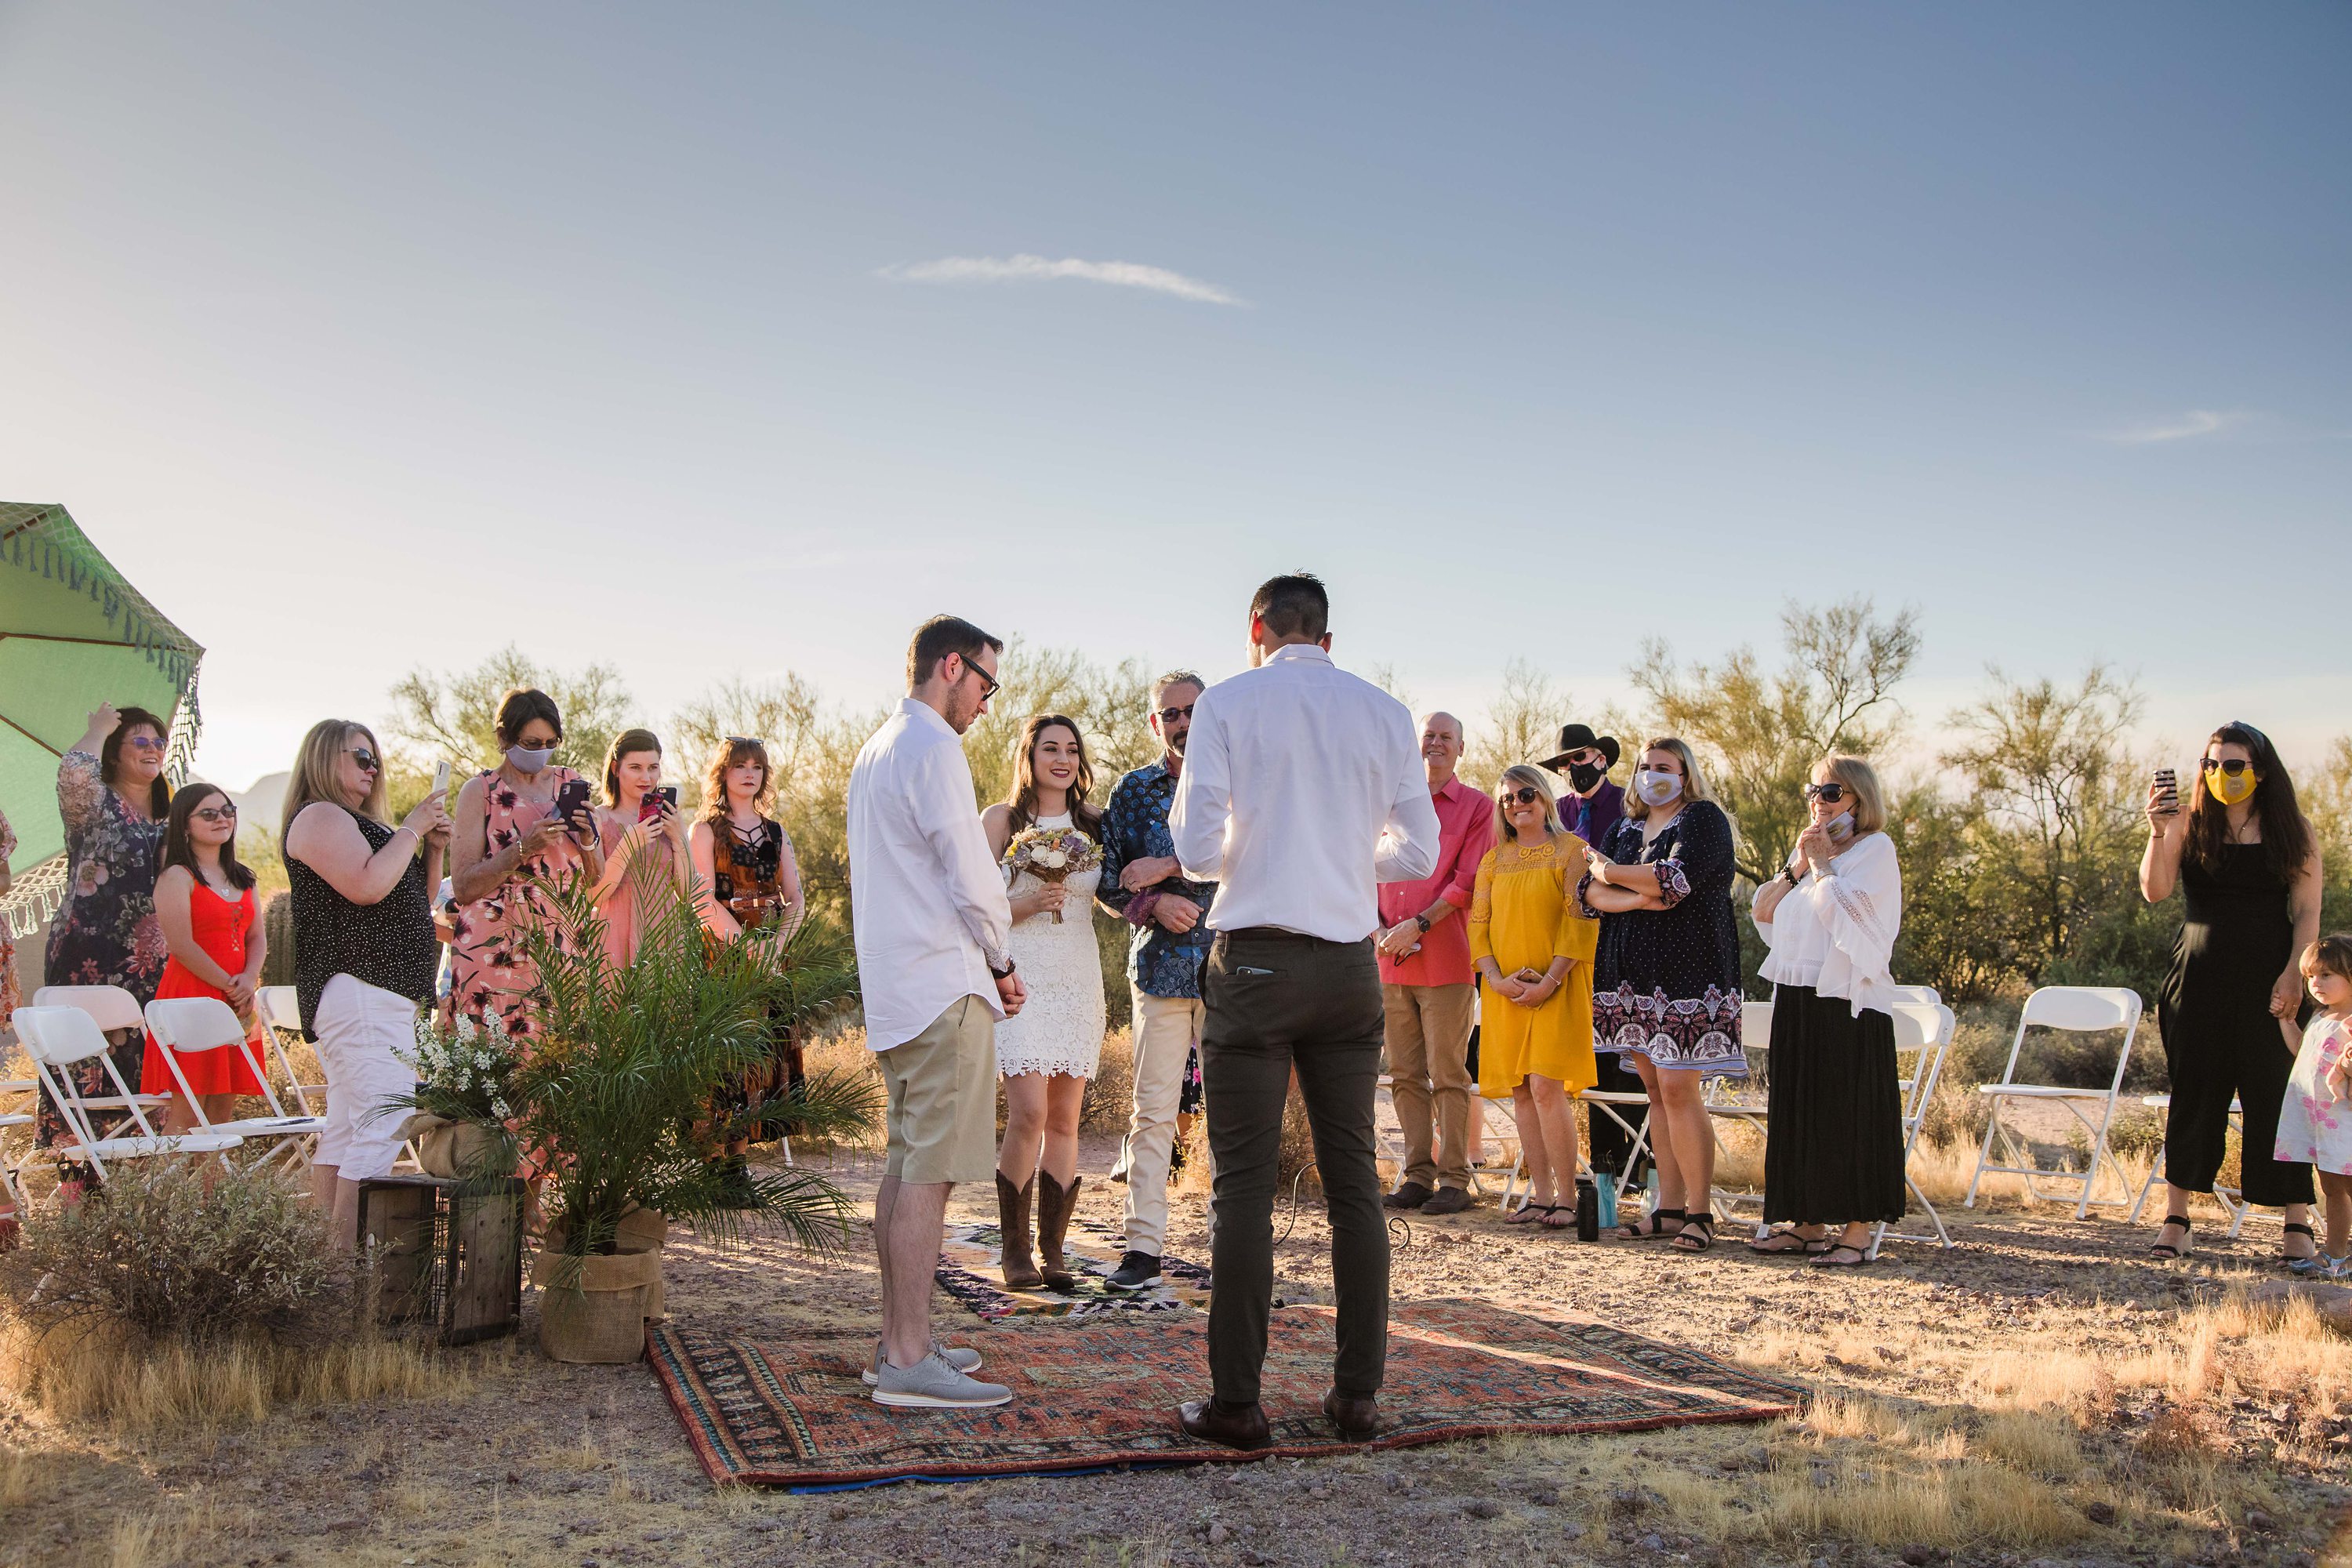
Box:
[1200,928,1391,1405]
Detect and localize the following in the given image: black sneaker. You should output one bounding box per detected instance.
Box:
[1105,1250,1163,1292]
[1382,1181,1432,1211]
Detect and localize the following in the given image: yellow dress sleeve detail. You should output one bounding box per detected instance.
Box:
[1467,847,1497,967]
[1555,837,1599,964]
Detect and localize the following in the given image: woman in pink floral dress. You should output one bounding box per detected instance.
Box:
[37,703,173,1178]
[446,690,602,1044]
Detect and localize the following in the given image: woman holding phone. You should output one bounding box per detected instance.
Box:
[2141,721,2323,1261]
[590,728,690,967]
[448,688,602,1042]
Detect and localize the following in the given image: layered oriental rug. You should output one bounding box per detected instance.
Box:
[933,1218,1213,1320]
[648,1298,1805,1490]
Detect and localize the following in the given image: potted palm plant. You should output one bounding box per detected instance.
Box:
[394,857,874,1363]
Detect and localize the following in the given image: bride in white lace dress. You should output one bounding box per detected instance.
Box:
[979,716,1108,1292]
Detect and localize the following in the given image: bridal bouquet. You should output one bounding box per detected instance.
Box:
[1004,825,1102,923]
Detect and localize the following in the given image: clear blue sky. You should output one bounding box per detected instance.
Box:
[2,2,2345,789]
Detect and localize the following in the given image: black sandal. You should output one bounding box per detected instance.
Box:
[1670,1212,1717,1252]
[1810,1242,1870,1268]
[2148,1214,2192,1259]
[2281,1221,2317,1267]
[1747,1227,1830,1257]
[1615,1207,1684,1241]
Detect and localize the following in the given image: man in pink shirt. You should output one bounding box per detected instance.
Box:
[1374,711,1496,1216]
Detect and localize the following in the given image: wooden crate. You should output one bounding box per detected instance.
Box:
[355,1174,524,1345]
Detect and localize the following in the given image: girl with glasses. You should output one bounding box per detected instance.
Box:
[34,702,176,1196]
[1748,756,1906,1266]
[2141,721,2324,1262]
[140,783,270,1134]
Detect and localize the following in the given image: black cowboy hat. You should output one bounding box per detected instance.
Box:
[1538,724,1621,773]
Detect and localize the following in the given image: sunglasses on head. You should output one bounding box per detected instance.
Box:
[1157,703,1196,725]
[1501,786,1545,807]
[1806,782,1849,804]
[345,748,381,773]
[191,804,238,825]
[2201,757,2254,777]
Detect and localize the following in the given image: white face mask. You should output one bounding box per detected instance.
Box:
[1634,769,1683,808]
[1824,811,1855,844]
[505,745,555,775]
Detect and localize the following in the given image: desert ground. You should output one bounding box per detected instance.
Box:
[5,1042,2351,1568]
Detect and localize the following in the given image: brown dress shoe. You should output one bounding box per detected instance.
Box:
[1323,1388,1379,1441]
[995,1172,1044,1290]
[1178,1398,1271,1451]
[1421,1185,1474,1215]
[1382,1181,1432,1210]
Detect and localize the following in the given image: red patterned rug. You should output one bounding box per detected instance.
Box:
[648,1298,1805,1490]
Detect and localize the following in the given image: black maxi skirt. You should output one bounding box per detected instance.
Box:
[1762,985,1907,1226]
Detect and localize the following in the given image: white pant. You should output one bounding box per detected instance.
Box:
[313,975,419,1181]
[1122,991,1203,1256]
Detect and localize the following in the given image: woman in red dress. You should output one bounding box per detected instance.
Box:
[140,782,269,1134]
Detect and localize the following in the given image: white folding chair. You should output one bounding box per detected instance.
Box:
[12,1007,242,1184]
[2127,1093,2250,1240]
[29,984,171,1126]
[1871,1000,1958,1258]
[144,997,327,1171]
[256,985,329,1117]
[1698,999,1777,1225]
[1966,986,2144,1218]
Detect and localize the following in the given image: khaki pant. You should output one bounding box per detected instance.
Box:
[1381,982,1475,1191]
[878,996,998,1185]
[1121,990,1203,1256]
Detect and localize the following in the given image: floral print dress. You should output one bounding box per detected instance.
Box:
[37,751,168,1161]
[448,767,588,1044]
[2277,1014,2352,1178]
[0,807,18,1025]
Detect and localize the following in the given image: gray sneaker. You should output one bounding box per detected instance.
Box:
[862,1340,983,1387]
[872,1348,1014,1409]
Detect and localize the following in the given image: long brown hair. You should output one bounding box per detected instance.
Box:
[100,706,173,818]
[699,735,777,824]
[2184,721,2313,885]
[1002,714,1102,840]
[162,782,256,891]
[600,727,662,808]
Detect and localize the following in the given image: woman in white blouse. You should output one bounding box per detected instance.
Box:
[1747,755,1905,1267]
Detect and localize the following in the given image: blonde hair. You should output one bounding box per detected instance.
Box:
[1625,736,1721,822]
[282,720,387,828]
[1819,754,1887,835]
[1492,764,1563,843]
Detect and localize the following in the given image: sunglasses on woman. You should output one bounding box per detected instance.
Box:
[1500,786,1545,807]
[124,735,167,753]
[1805,782,1848,804]
[346,747,381,773]
[191,804,239,825]
[2200,757,2253,777]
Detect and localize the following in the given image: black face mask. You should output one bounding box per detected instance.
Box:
[1566,760,1606,794]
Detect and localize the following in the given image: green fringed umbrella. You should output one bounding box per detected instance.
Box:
[1,503,204,940]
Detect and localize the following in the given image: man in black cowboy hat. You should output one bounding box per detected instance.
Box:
[1536,721,1646,1190]
[1539,724,1624,850]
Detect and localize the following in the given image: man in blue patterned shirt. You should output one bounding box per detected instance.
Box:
[1093,670,1217,1291]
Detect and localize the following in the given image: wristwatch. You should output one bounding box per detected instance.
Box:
[988,956,1018,980]
[1414,913,1433,934]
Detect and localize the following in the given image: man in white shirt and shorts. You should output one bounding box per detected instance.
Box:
[848,615,1029,1409]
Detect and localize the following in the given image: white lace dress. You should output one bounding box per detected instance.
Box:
[995,812,1107,1079]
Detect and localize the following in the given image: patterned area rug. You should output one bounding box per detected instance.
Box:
[935,1218,1212,1319]
[649,1298,1806,1490]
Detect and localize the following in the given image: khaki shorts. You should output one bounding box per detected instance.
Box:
[878,996,998,1185]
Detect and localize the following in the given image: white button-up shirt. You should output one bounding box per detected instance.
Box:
[847,698,1014,1050]
[1169,644,1443,942]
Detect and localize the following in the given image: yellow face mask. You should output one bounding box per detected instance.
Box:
[2205,766,2257,806]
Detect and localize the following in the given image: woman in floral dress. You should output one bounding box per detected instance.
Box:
[447,690,602,1044]
[38,703,174,1178]
[1,804,19,1026]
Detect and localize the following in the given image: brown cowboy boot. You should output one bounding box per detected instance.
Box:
[996,1172,1044,1290]
[1035,1171,1083,1293]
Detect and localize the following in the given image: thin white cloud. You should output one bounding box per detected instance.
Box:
[877,253,1243,306]
[2099,409,2251,445]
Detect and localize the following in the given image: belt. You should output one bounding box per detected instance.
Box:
[1214,926,1362,946]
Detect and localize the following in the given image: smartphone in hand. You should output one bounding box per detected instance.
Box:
[434,760,452,798]
[638,785,679,823]
[554,777,592,832]
[2151,766,2180,816]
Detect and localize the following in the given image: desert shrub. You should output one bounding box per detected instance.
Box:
[1079,1026,1136,1137]
[1917,1079,1990,1150]
[2107,1103,2165,1161]
[0,1163,342,1345]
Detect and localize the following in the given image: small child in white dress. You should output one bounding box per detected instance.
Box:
[2274,935,2352,1278]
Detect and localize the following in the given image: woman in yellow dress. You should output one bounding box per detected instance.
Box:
[1469,764,1601,1230]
